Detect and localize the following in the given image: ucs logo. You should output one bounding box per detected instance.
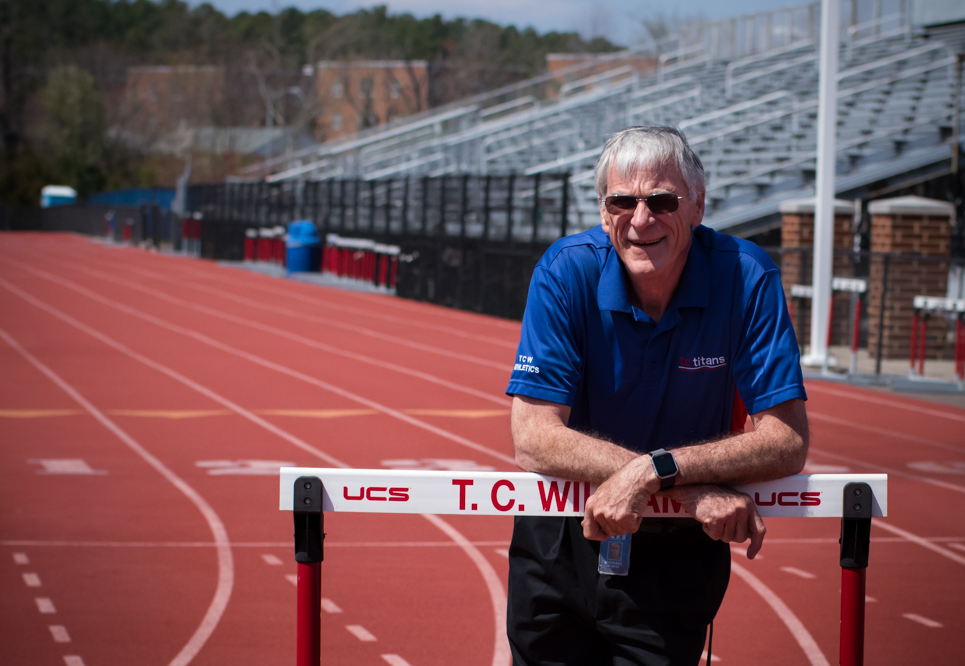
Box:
[755,491,820,506]
[343,486,410,502]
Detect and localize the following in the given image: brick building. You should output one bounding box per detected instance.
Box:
[124,66,226,137]
[314,60,429,141]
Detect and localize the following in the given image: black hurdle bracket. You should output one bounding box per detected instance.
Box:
[294,476,325,563]
[840,482,872,569]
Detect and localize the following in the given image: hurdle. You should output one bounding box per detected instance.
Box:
[791,277,867,374]
[909,296,965,388]
[322,235,401,289]
[281,468,887,666]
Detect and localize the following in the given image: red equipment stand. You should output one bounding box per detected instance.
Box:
[291,475,878,665]
[839,482,872,666]
[293,477,324,666]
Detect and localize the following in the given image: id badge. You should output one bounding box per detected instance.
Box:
[598,533,632,576]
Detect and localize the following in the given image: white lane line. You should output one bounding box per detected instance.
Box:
[1,273,512,666]
[4,269,513,466]
[866,596,877,603]
[700,649,722,662]
[382,655,413,666]
[872,521,965,567]
[321,598,343,614]
[809,412,965,454]
[807,384,965,424]
[809,447,965,495]
[63,657,86,666]
[62,263,511,405]
[494,548,509,558]
[346,624,377,642]
[261,554,283,566]
[116,257,519,349]
[285,574,297,586]
[13,552,29,564]
[52,258,512,373]
[35,597,57,613]
[49,625,71,643]
[0,325,234,666]
[1,539,514,548]
[731,562,830,666]
[949,543,965,553]
[780,566,816,580]
[23,572,41,587]
[902,613,943,628]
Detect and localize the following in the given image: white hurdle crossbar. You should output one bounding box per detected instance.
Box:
[282,468,887,666]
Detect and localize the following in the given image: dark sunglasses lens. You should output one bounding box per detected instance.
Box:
[647,193,679,214]
[605,196,638,214]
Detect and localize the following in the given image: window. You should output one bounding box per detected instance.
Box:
[390,81,401,99]
[332,114,342,130]
[332,81,343,99]
[360,77,373,97]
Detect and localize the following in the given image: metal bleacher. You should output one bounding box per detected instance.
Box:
[251,0,961,237]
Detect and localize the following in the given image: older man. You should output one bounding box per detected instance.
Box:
[505,126,809,665]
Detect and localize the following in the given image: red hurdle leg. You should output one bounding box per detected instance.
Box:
[296,562,321,666]
[390,257,398,289]
[840,567,867,666]
[840,482,872,666]
[293,476,324,666]
[850,297,862,375]
[918,314,929,377]
[909,311,919,375]
[955,315,965,382]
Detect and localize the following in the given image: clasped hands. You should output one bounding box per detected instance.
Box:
[581,455,766,559]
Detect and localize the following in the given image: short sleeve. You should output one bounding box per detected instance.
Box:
[506,266,584,405]
[731,269,807,414]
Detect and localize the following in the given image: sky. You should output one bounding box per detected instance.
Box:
[196,0,805,48]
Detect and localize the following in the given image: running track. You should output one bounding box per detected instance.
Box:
[1,232,963,666]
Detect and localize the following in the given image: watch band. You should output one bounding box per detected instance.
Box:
[650,448,678,491]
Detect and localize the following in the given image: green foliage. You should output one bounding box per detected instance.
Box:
[0,0,621,205]
[37,65,108,196]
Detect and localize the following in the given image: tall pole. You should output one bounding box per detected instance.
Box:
[806,0,840,371]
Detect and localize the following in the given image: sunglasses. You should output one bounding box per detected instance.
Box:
[604,193,684,216]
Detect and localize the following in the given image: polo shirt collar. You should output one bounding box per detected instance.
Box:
[597,229,710,319]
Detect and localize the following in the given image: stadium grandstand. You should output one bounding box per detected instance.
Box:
[242,0,964,240]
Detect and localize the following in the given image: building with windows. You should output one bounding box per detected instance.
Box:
[314,60,430,140]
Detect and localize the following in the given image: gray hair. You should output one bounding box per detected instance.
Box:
[594,126,705,203]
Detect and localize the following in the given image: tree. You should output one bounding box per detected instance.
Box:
[37,65,107,195]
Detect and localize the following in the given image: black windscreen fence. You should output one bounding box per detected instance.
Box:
[189,174,572,319]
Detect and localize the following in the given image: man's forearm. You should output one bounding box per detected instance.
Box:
[511,396,637,484]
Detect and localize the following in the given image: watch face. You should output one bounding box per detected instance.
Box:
[652,452,678,478]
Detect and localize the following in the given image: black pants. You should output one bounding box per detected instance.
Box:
[507,516,730,666]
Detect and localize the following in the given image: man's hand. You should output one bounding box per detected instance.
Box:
[674,484,767,559]
[581,456,657,540]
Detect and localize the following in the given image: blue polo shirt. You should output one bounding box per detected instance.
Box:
[506,224,806,452]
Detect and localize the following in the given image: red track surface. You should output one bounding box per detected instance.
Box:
[1,232,963,666]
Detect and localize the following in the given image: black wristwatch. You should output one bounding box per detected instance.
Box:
[649,449,679,491]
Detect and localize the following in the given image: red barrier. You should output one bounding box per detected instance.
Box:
[909,312,919,373]
[918,314,929,377]
[390,257,398,289]
[851,298,862,354]
[956,317,964,381]
[840,567,866,666]
[296,562,321,666]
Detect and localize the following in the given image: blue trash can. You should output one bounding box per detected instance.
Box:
[286,220,321,273]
